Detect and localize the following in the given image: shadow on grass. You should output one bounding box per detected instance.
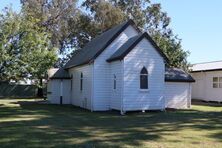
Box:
[0,100,221,147]
[192,99,222,107]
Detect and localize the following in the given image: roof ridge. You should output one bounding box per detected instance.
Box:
[64,19,140,69]
[192,60,222,65]
[107,31,169,62]
[92,20,129,41]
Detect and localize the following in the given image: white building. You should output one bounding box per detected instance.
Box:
[191,61,222,102]
[47,20,195,113]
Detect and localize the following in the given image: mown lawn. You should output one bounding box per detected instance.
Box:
[0,99,221,148]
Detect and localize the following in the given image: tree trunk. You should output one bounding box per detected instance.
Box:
[37,78,43,98]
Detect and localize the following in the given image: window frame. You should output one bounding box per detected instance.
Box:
[80,72,83,91]
[113,74,116,90]
[213,77,222,88]
[140,67,148,90]
[70,74,73,90]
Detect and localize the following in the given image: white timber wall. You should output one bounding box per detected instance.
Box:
[165,82,191,109]
[191,71,222,102]
[47,80,52,100]
[191,72,205,100]
[123,38,165,111]
[69,64,93,110]
[93,25,138,111]
[47,79,71,104]
[110,61,123,110]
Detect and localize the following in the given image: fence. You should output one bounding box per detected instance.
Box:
[0,83,38,98]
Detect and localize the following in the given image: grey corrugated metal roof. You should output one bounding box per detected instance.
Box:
[191,60,222,72]
[64,20,139,69]
[165,68,195,82]
[50,68,71,79]
[59,19,192,82]
[107,32,169,62]
[50,67,194,82]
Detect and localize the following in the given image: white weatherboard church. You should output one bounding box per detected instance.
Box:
[47,20,195,114]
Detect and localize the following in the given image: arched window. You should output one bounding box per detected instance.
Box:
[113,74,116,90]
[140,67,148,89]
[80,73,83,91]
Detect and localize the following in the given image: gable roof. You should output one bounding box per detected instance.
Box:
[191,60,222,72]
[165,68,195,82]
[64,19,140,69]
[106,32,169,62]
[50,68,71,79]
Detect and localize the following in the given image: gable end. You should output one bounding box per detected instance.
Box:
[91,20,141,62]
[107,32,169,63]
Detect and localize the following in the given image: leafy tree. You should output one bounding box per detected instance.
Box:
[82,0,190,69]
[20,0,79,51]
[20,0,190,69]
[20,0,90,67]
[153,32,190,69]
[0,8,57,85]
[83,0,125,30]
[0,8,21,82]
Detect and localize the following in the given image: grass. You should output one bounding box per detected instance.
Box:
[0,99,221,148]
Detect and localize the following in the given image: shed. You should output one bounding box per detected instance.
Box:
[47,68,71,104]
[190,61,222,102]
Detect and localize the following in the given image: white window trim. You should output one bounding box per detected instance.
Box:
[139,89,149,92]
[139,75,149,91]
[213,77,222,88]
[140,67,149,90]
[113,74,117,90]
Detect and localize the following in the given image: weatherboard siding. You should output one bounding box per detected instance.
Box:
[110,61,123,110]
[93,25,138,111]
[191,72,206,100]
[123,38,165,111]
[165,82,191,109]
[191,71,222,102]
[48,79,71,104]
[47,20,194,111]
[69,64,93,110]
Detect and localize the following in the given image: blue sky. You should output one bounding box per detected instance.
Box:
[0,0,21,12]
[1,0,222,64]
[153,0,222,64]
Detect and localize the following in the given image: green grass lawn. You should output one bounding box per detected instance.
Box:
[0,99,221,148]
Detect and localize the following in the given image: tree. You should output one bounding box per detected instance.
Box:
[0,8,22,82]
[20,0,190,69]
[0,8,57,85]
[153,32,190,69]
[82,0,190,69]
[20,0,88,67]
[83,0,125,31]
[20,0,79,52]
